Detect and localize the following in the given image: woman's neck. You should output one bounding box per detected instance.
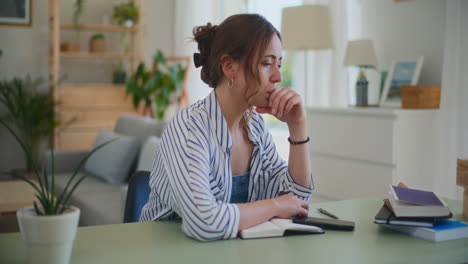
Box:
[215,84,248,132]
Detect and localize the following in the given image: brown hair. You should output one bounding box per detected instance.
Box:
[192,14,281,89]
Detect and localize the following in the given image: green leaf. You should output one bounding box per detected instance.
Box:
[54,138,117,212]
[33,201,43,216]
[153,50,166,64]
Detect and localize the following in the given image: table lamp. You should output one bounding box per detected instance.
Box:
[281,5,334,105]
[344,39,378,106]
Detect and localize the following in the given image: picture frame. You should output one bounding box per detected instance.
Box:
[0,0,32,27]
[379,56,424,107]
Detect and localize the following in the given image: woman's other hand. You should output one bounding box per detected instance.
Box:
[272,194,309,219]
[256,87,306,126]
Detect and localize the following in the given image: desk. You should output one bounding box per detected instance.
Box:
[1,197,467,264]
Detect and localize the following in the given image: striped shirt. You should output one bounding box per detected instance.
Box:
[139,91,313,241]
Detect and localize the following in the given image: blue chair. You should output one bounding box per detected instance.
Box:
[123,171,151,223]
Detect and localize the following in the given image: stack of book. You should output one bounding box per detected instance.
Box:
[375,185,468,242]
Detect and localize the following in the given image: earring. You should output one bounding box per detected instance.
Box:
[228,78,234,88]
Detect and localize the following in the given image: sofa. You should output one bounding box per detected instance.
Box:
[42,113,166,226]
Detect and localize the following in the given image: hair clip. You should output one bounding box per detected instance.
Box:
[193,53,202,68]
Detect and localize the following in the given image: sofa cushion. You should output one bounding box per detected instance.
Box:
[54,173,127,226]
[114,113,167,145]
[136,136,161,171]
[84,129,140,184]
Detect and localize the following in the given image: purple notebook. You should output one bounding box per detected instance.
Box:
[392,186,444,206]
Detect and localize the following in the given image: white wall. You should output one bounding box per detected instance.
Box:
[0,0,174,172]
[460,1,468,157]
[360,0,445,85]
[0,0,49,83]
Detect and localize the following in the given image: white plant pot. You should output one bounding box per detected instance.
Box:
[17,206,80,264]
[125,19,134,27]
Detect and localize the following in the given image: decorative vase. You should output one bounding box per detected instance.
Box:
[125,19,134,27]
[113,71,127,84]
[17,206,80,264]
[89,38,106,53]
[60,42,79,52]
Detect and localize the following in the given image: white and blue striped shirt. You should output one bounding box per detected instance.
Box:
[140,91,313,241]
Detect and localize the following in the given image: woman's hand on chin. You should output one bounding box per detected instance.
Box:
[256,87,306,126]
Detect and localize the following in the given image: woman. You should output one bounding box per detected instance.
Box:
[140,14,313,241]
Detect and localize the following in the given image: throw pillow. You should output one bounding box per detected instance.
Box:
[136,136,161,171]
[85,129,140,184]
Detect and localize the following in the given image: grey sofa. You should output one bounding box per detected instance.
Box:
[42,113,165,226]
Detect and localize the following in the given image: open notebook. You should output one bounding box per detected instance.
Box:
[239,218,324,239]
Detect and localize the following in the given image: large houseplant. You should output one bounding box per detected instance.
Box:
[0,76,60,173]
[125,50,185,120]
[0,117,114,264]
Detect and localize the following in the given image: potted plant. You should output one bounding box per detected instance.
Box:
[1,118,114,264]
[0,76,61,175]
[113,61,127,84]
[0,77,115,264]
[61,0,85,52]
[112,2,139,27]
[89,33,106,53]
[125,50,185,120]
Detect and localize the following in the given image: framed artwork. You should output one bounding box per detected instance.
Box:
[380,56,424,107]
[0,0,32,27]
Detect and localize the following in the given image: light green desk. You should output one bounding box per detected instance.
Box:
[1,197,467,264]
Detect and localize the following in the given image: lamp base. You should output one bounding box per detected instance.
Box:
[356,70,369,106]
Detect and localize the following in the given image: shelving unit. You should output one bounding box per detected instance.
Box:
[48,0,143,150]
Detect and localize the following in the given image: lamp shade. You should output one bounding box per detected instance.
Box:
[281,5,334,50]
[344,39,378,67]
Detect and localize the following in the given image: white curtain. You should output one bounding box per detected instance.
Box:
[249,0,349,107]
[434,0,467,200]
[173,0,221,104]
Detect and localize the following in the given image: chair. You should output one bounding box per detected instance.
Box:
[123,171,151,223]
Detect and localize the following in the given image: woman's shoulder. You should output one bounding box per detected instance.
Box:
[168,94,212,131]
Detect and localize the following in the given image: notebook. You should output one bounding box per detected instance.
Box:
[374,204,436,227]
[391,185,444,206]
[389,186,451,217]
[239,218,324,239]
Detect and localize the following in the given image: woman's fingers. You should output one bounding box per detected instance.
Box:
[255,106,272,114]
[269,87,299,117]
[297,208,309,217]
[276,90,296,117]
[269,88,288,115]
[284,95,301,115]
[273,194,310,218]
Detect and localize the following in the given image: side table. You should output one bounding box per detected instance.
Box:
[0,181,37,233]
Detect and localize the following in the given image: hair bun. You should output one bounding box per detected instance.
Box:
[193,23,218,67]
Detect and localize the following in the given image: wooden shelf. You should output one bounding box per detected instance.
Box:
[60,83,125,88]
[60,52,131,59]
[50,0,143,151]
[60,24,137,32]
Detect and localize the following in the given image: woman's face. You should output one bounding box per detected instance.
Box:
[245,34,283,108]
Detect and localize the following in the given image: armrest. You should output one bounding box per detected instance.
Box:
[41,150,89,174]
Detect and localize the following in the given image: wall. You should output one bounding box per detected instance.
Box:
[360,0,445,85]
[0,0,174,172]
[0,0,48,83]
[460,1,468,157]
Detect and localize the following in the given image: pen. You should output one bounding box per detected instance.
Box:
[318,208,339,219]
